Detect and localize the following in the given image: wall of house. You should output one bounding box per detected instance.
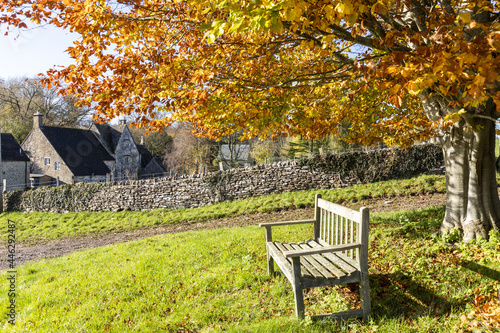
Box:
[2,161,30,191]
[21,129,74,184]
[31,175,54,188]
[114,129,140,180]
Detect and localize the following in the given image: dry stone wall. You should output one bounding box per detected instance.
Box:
[4,162,344,212]
[3,144,444,213]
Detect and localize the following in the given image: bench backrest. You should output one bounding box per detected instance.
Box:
[313,194,369,265]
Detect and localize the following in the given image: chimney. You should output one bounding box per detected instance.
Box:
[33,112,43,128]
[119,118,126,125]
[140,136,144,145]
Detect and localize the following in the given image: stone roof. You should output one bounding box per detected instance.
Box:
[40,126,114,176]
[1,133,30,162]
[136,144,153,168]
[90,123,112,153]
[92,123,128,154]
[136,144,165,171]
[92,122,161,172]
[109,124,128,152]
[153,157,164,168]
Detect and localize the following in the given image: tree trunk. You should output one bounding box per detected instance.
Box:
[422,97,500,242]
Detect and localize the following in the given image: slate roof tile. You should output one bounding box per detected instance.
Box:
[136,144,154,168]
[40,126,114,176]
[1,133,30,162]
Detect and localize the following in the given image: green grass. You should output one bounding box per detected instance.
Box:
[0,174,446,243]
[1,206,499,332]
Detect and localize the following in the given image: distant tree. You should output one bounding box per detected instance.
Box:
[0,77,91,142]
[250,137,287,164]
[215,131,254,169]
[129,128,172,158]
[164,123,216,174]
[284,136,333,158]
[331,123,363,152]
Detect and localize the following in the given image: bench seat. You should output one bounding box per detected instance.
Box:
[267,240,362,288]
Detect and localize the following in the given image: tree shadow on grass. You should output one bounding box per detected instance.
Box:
[304,269,461,321]
[370,272,464,320]
[458,260,500,281]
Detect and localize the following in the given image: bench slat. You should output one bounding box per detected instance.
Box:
[308,240,359,274]
[274,242,316,280]
[274,241,290,255]
[283,242,361,258]
[259,219,316,227]
[318,198,361,223]
[267,242,294,282]
[288,242,334,279]
[350,216,355,258]
[301,272,361,289]
[315,239,361,270]
[281,242,323,279]
[295,242,344,279]
[272,240,359,281]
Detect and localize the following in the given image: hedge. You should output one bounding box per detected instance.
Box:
[298,144,443,184]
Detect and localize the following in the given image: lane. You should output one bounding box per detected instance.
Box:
[0,193,446,271]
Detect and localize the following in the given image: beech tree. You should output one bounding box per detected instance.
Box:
[1,0,499,241]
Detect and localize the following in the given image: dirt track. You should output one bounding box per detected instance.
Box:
[0,193,446,271]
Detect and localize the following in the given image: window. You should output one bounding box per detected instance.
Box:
[123,139,130,148]
[124,155,131,164]
[54,162,61,170]
[44,157,50,165]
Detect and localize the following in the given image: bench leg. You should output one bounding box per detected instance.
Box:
[291,257,305,319]
[267,250,275,276]
[264,228,275,276]
[360,271,371,322]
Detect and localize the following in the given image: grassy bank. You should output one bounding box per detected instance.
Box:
[0,174,446,243]
[0,206,499,332]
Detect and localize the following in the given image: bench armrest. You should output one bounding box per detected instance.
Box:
[283,243,361,258]
[259,219,316,227]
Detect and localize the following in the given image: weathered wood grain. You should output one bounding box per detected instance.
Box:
[283,243,361,258]
[259,219,316,227]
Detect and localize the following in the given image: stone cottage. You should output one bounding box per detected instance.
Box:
[1,133,30,191]
[90,120,164,180]
[22,113,115,185]
[22,114,164,185]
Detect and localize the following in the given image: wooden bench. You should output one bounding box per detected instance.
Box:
[259,194,370,321]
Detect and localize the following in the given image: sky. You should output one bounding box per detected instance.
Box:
[0,25,125,124]
[0,25,76,80]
